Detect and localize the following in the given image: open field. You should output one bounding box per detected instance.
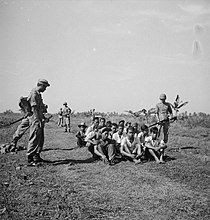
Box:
[0,113,210,219]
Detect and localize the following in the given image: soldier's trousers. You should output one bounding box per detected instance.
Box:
[158,121,170,143]
[27,117,44,157]
[13,118,30,142]
[97,143,116,161]
[63,117,70,131]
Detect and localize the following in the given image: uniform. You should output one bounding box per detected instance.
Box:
[62,104,71,132]
[27,88,45,159]
[27,79,50,164]
[156,101,173,143]
[57,109,63,127]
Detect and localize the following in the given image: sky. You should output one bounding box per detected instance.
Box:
[0,0,210,114]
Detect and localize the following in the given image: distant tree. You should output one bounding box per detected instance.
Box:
[3,109,13,114]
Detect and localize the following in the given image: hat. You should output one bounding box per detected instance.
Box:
[63,102,67,105]
[78,122,87,128]
[37,79,50,87]
[159,93,166,100]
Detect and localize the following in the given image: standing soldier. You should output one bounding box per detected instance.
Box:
[27,79,50,165]
[57,108,63,127]
[63,102,71,132]
[156,93,173,144]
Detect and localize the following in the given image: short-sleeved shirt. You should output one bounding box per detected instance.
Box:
[156,102,172,121]
[27,88,45,118]
[121,136,140,153]
[63,106,71,118]
[112,132,125,144]
[85,125,95,136]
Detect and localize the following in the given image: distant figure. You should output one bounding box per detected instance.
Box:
[62,102,71,132]
[57,108,63,127]
[27,78,50,165]
[145,127,167,164]
[76,122,87,148]
[155,93,173,144]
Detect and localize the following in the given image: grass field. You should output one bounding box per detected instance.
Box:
[0,113,210,219]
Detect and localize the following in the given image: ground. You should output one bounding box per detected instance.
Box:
[0,114,210,220]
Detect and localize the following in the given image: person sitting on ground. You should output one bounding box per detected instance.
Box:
[133,122,140,138]
[145,126,167,164]
[109,122,118,139]
[112,124,125,157]
[85,117,99,136]
[106,120,112,131]
[98,117,106,130]
[94,128,116,166]
[85,117,100,159]
[120,126,143,164]
[137,124,149,161]
[76,122,87,148]
[124,121,131,134]
[118,120,125,127]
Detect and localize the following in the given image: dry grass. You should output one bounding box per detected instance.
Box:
[0,114,210,219]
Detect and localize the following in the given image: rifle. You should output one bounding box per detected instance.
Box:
[0,114,53,129]
[148,116,177,128]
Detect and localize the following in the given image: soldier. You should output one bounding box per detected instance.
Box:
[6,100,48,153]
[27,79,50,165]
[62,102,71,132]
[57,108,63,127]
[156,93,173,144]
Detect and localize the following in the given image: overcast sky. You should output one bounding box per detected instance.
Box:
[0,0,210,114]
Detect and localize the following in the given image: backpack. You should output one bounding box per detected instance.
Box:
[19,96,32,114]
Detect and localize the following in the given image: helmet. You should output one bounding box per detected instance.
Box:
[159,94,166,100]
[63,102,67,105]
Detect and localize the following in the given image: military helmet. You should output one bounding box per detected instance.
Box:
[37,79,50,87]
[63,102,67,105]
[159,93,166,100]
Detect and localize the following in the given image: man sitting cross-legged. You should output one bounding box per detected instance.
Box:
[145,127,167,164]
[94,128,116,166]
[112,124,125,158]
[120,126,143,164]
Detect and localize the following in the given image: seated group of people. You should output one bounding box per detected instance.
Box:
[76,117,167,166]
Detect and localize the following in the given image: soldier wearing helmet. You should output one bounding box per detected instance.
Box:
[62,102,71,132]
[155,93,173,144]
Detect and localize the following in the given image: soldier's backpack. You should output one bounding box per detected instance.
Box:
[19,96,32,115]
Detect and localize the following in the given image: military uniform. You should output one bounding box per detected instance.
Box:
[156,96,173,143]
[57,109,63,127]
[27,79,50,164]
[62,103,71,132]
